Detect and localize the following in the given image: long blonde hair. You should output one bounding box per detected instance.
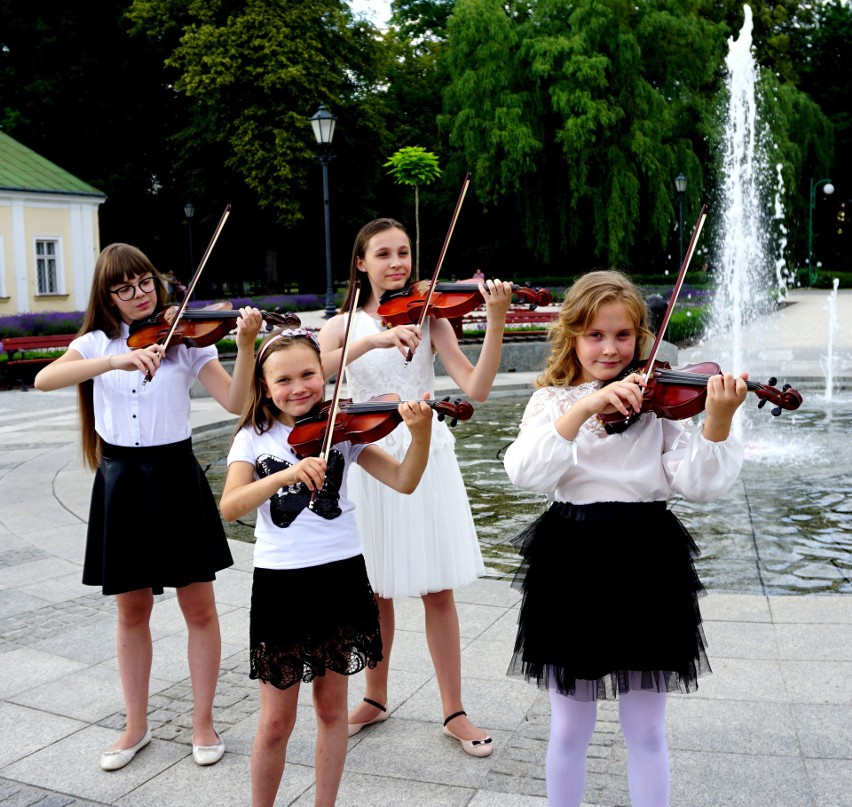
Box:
[537,270,653,388]
[233,317,322,436]
[78,244,168,469]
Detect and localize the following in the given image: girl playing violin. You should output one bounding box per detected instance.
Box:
[318,217,513,755]
[34,243,263,770]
[219,322,432,807]
[503,270,748,806]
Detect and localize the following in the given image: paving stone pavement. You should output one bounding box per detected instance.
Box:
[1,289,850,806]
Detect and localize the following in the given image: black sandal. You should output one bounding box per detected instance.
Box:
[442,710,494,757]
[348,697,389,737]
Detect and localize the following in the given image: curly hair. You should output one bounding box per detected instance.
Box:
[537,270,654,388]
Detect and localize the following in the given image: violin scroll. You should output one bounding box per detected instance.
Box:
[752,376,803,416]
[432,396,475,427]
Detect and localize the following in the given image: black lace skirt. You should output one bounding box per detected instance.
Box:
[250,554,382,690]
[83,439,232,596]
[508,500,710,701]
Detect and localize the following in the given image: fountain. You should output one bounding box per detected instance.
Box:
[822,278,841,401]
[709,4,770,381]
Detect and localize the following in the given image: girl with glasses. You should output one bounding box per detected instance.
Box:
[34,243,263,771]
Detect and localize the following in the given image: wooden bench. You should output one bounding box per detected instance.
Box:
[451,307,557,337]
[1,334,77,366]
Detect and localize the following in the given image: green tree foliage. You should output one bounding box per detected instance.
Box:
[442,0,723,268]
[127,0,385,228]
[384,146,442,276]
[789,0,850,269]
[0,0,190,254]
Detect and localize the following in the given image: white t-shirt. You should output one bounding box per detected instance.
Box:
[70,324,218,447]
[227,419,367,570]
[503,382,744,505]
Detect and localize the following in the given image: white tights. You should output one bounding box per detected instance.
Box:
[546,685,670,807]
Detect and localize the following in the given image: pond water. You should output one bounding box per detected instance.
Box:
[197,383,852,595]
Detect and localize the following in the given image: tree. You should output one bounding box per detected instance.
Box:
[442,0,723,268]
[384,146,442,277]
[127,0,386,229]
[0,0,192,258]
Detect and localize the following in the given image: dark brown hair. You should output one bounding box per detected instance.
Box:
[78,244,168,469]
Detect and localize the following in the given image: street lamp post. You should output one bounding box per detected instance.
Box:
[675,173,687,267]
[308,104,338,319]
[808,178,834,286]
[184,201,195,275]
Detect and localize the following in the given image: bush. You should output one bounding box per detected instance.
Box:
[0,311,84,338]
[0,294,339,340]
[665,306,710,345]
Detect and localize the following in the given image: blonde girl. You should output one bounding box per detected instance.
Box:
[503,270,748,806]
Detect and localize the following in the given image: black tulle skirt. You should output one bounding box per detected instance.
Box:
[250,555,383,690]
[82,439,232,596]
[508,500,710,701]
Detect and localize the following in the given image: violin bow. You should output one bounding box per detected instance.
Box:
[641,203,709,380]
[309,280,362,507]
[404,172,471,365]
[142,203,232,383]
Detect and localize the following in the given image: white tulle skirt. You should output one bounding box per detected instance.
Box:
[347,423,485,599]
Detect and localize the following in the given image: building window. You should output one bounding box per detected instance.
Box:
[35,239,60,294]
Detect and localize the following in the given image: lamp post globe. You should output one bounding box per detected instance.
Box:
[184,201,195,275]
[308,104,339,318]
[675,173,687,267]
[808,178,834,286]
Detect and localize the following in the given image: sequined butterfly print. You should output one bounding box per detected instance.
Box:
[255,449,345,527]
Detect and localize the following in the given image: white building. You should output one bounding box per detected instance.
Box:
[0,130,106,315]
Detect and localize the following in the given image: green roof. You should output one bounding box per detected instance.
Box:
[0,130,105,197]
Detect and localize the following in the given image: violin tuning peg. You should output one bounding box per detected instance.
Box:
[437,412,446,422]
[757,399,767,408]
[771,406,782,417]
[450,418,458,428]
[442,396,450,403]
[782,383,791,391]
[767,376,777,386]
[529,303,538,311]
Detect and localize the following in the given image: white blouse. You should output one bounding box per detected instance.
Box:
[503,383,744,505]
[70,324,218,447]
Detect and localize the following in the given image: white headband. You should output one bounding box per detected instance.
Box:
[257,328,321,363]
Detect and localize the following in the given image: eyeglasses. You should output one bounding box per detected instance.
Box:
[110,276,158,301]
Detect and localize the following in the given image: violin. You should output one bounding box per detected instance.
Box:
[127,304,298,350]
[598,360,803,434]
[377,280,552,327]
[288,394,474,458]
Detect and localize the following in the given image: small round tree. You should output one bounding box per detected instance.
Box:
[384,146,442,279]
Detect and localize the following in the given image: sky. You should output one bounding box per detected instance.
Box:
[347,0,393,27]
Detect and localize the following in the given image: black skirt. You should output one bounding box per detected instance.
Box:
[508,500,710,701]
[250,555,382,690]
[82,439,232,595]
